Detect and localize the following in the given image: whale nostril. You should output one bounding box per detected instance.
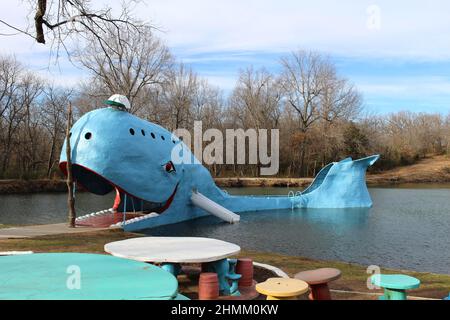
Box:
[85,132,92,140]
[129,128,135,135]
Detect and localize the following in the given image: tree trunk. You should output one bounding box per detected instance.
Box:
[299,138,307,177]
[46,132,56,178]
[35,0,47,44]
[66,103,76,228]
[1,140,12,177]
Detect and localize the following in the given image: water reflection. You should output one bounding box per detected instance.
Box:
[145,188,450,274]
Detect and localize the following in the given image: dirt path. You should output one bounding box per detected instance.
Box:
[0,223,109,239]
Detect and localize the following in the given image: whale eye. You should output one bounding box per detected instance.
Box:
[85,132,92,140]
[164,161,176,173]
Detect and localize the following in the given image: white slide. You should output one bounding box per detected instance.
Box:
[191,191,240,223]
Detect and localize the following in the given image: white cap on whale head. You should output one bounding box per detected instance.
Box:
[104,94,131,111]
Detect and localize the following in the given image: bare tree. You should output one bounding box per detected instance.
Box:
[321,77,362,124]
[229,67,282,130]
[0,57,43,177]
[192,79,224,128]
[280,51,333,175]
[40,85,72,177]
[0,56,22,120]
[280,50,362,176]
[16,72,45,177]
[160,63,198,131]
[76,24,172,115]
[280,51,332,132]
[0,1,145,51]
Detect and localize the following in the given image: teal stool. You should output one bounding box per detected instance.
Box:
[202,258,241,296]
[371,274,420,300]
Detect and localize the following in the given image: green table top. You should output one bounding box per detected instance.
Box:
[371,274,420,290]
[0,253,178,300]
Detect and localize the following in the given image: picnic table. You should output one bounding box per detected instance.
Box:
[105,237,241,296]
[371,274,420,300]
[0,253,179,300]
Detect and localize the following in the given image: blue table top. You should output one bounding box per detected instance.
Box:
[0,253,178,300]
[371,274,421,290]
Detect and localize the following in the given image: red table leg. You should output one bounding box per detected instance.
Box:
[309,283,332,300]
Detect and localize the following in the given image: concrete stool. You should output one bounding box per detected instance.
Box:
[256,277,309,300]
[236,258,254,287]
[371,274,420,300]
[295,268,341,300]
[198,273,220,300]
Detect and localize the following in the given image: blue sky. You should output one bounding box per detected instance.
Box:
[1,0,450,115]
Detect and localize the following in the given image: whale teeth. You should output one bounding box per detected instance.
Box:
[75,208,114,222]
[109,212,159,228]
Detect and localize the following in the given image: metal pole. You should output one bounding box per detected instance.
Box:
[123,194,127,224]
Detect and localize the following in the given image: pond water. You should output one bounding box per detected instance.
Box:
[1,185,449,274]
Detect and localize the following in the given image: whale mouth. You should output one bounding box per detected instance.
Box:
[59,162,178,214]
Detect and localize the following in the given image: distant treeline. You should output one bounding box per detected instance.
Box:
[1,28,449,179]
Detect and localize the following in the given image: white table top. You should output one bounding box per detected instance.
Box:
[104,237,241,263]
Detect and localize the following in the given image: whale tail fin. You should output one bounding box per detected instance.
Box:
[304,155,380,208]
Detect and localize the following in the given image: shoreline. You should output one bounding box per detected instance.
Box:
[1,176,449,195]
[1,155,449,194]
[0,228,448,299]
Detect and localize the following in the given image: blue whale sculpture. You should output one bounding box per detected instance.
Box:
[59,107,379,232]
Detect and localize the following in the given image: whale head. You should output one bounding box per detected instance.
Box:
[59,107,182,212]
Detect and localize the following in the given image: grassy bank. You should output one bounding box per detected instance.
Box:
[0,229,448,299]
